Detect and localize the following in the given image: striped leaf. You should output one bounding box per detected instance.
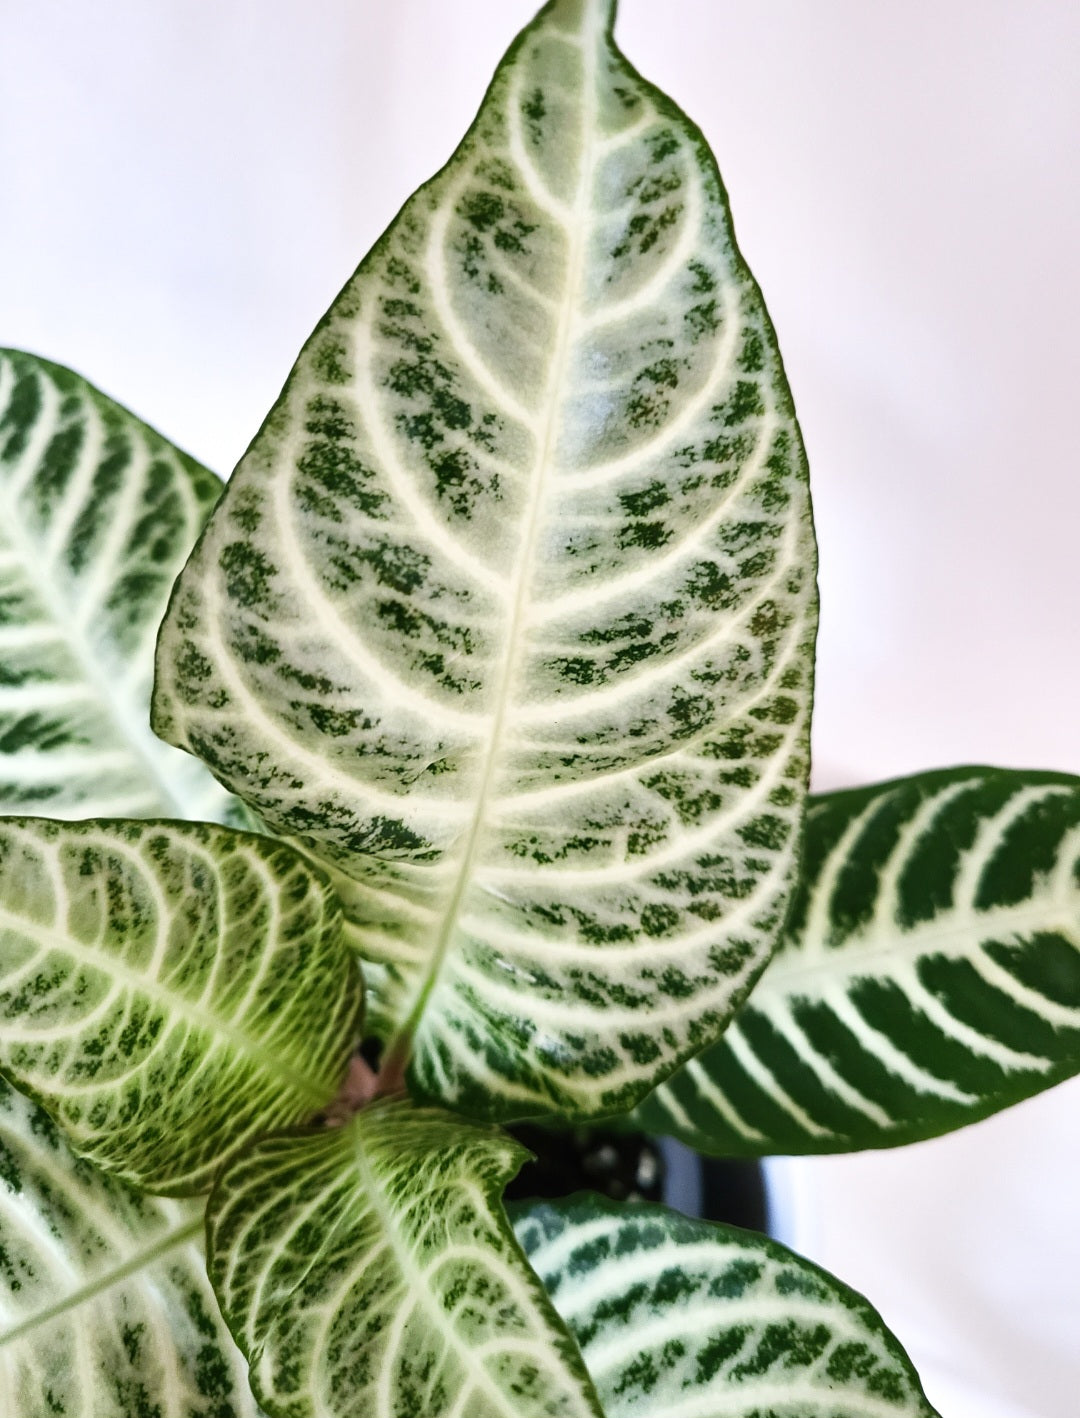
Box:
[513,1194,939,1418]
[152,0,817,1122]
[0,1074,263,1418]
[206,1099,605,1418]
[0,816,362,1193]
[634,767,1080,1155]
[0,348,238,823]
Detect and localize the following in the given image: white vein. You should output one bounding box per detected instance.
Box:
[275,440,488,735]
[505,72,575,222]
[427,190,543,432]
[723,1025,830,1138]
[347,320,512,596]
[388,12,605,1049]
[582,160,702,332]
[683,1057,766,1142]
[557,275,745,490]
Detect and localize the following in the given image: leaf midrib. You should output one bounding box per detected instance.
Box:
[765,894,1080,996]
[350,1122,541,1416]
[388,20,604,1057]
[0,1212,203,1350]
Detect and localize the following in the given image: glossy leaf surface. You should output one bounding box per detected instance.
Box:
[513,1194,939,1418]
[0,1075,263,1418]
[0,348,237,822]
[635,767,1080,1154]
[207,1100,604,1418]
[154,0,817,1122]
[0,817,361,1193]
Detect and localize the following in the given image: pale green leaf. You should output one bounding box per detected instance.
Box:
[153,0,817,1122]
[0,348,241,823]
[634,767,1080,1154]
[513,1194,939,1418]
[0,816,362,1193]
[0,1074,264,1418]
[207,1099,605,1418]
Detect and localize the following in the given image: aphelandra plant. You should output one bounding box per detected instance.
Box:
[0,1,1077,1414]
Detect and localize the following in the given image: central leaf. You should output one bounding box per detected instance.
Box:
[153,0,817,1119]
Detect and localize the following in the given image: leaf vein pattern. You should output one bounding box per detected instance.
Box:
[635,768,1080,1155]
[513,1197,938,1418]
[152,1,818,1118]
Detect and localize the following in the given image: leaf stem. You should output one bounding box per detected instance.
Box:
[324,1053,382,1123]
[372,1039,409,1102]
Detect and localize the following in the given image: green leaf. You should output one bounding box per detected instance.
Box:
[513,1194,940,1418]
[0,816,362,1193]
[0,1074,264,1418]
[206,1099,605,1418]
[634,766,1080,1155]
[0,348,239,823]
[153,0,817,1121]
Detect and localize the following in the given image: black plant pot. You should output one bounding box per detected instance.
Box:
[504,1123,769,1233]
[658,1135,769,1232]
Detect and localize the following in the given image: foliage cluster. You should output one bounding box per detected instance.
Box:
[1,3,1077,1415]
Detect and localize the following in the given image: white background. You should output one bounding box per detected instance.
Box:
[2,2,1078,1414]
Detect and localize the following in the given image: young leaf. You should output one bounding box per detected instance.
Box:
[513,1194,940,1418]
[0,817,362,1193]
[634,767,1080,1154]
[0,1074,263,1418]
[153,0,818,1121]
[0,348,238,823]
[207,1100,605,1418]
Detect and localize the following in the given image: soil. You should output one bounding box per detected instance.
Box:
[504,1122,768,1232]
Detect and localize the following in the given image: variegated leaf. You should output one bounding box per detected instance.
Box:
[634,767,1080,1154]
[207,1099,604,1418]
[513,1194,939,1418]
[153,0,817,1121]
[0,1074,264,1418]
[0,816,362,1193]
[0,348,239,823]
